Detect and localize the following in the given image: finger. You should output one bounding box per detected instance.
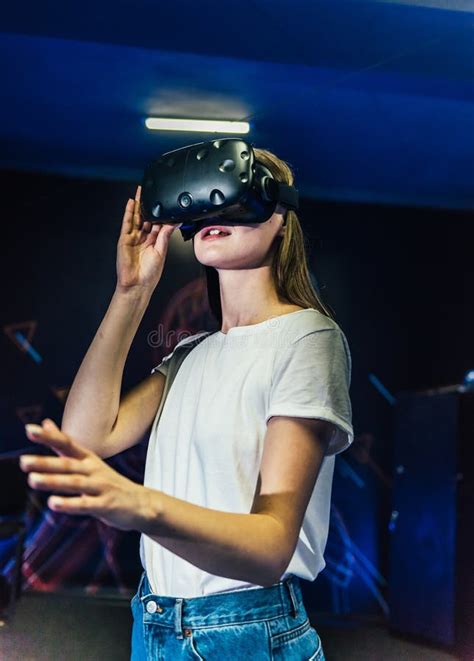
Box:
[20,455,88,474]
[25,421,89,460]
[153,223,177,254]
[133,186,143,231]
[136,220,154,246]
[120,198,135,236]
[142,223,161,248]
[28,472,100,495]
[154,222,175,239]
[48,494,97,515]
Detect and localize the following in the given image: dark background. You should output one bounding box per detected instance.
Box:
[1,168,472,614]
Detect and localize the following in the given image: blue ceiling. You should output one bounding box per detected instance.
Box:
[1,0,473,209]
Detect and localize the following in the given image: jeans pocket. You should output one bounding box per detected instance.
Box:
[188,633,205,660]
[188,621,271,660]
[270,618,324,660]
[307,631,325,661]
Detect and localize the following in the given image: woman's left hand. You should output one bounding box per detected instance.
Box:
[20,419,148,531]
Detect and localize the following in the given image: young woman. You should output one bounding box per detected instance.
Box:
[21,146,353,660]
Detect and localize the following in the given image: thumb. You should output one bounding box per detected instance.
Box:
[153,223,177,252]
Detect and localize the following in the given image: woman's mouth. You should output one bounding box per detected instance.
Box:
[202,233,231,241]
[201,227,232,241]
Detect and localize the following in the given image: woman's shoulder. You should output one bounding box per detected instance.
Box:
[277,306,341,344]
[173,330,212,350]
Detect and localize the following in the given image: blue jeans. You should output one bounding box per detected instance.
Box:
[130,570,325,660]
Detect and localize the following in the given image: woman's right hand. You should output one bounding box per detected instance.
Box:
[116,185,182,293]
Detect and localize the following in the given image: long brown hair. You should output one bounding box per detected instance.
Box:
[202,146,336,326]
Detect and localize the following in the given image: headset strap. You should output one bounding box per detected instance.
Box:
[152,331,213,432]
[263,178,299,211]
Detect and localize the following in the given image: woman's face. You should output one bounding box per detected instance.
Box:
[192,205,286,270]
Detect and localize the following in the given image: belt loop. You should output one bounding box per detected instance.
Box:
[286,577,299,618]
[174,598,184,639]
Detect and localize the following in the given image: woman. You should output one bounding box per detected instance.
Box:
[21,146,353,660]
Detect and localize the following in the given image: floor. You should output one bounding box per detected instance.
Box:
[0,592,460,660]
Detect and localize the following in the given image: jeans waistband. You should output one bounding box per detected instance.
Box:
[135,571,304,636]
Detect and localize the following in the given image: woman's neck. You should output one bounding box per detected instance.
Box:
[219,303,306,333]
[215,264,304,333]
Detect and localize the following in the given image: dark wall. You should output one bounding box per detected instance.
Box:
[1,168,472,606]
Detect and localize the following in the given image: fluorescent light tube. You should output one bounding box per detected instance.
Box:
[145,117,250,134]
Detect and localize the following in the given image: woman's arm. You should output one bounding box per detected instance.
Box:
[139,416,333,586]
[21,416,334,586]
[61,185,179,456]
[61,286,154,454]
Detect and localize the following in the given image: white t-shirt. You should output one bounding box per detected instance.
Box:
[140,307,353,597]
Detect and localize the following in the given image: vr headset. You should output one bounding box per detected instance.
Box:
[140,137,299,241]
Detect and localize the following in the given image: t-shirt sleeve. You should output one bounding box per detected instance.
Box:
[266,328,354,456]
[150,331,211,377]
[150,349,174,377]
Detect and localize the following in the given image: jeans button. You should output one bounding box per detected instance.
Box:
[146,600,158,614]
[184,629,192,637]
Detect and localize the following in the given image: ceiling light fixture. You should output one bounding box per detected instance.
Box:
[144,117,250,134]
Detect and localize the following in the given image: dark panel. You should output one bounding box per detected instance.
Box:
[389,389,474,658]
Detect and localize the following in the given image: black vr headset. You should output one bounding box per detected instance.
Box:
[140,137,299,241]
